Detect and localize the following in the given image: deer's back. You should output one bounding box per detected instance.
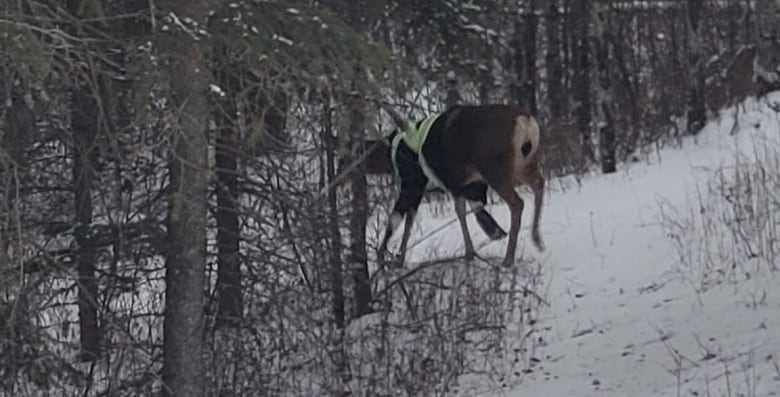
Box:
[422,105,539,190]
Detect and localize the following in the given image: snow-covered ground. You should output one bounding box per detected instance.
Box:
[401,93,780,397]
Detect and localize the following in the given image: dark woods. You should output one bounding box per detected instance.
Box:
[0,0,778,396]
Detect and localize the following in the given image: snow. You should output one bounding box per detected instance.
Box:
[209,84,226,97]
[461,24,498,37]
[272,33,294,46]
[461,3,484,12]
[397,93,780,396]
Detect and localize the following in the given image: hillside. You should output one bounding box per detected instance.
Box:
[399,93,780,396]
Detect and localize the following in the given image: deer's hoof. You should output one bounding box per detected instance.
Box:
[532,230,545,251]
[464,244,480,261]
[491,228,508,240]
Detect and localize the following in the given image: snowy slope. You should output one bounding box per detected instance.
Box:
[401,93,780,397]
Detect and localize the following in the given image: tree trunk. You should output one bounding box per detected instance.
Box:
[562,0,573,77]
[71,85,102,362]
[573,0,593,159]
[347,95,372,318]
[524,0,538,114]
[686,0,707,134]
[214,64,242,327]
[726,0,738,50]
[545,0,563,119]
[323,99,348,390]
[756,0,779,81]
[479,45,494,103]
[510,2,537,113]
[324,104,346,330]
[247,84,289,156]
[65,0,101,363]
[612,29,641,147]
[1,72,31,278]
[160,1,213,395]
[445,72,461,107]
[592,5,617,174]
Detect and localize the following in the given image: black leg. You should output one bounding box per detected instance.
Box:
[459,182,507,240]
[395,208,417,267]
[378,182,424,267]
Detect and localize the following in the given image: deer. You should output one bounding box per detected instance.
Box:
[364,104,546,268]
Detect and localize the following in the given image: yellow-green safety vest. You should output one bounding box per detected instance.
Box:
[390,113,446,190]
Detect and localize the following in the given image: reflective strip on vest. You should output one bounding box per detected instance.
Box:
[402,115,439,153]
[391,113,447,191]
[390,132,404,178]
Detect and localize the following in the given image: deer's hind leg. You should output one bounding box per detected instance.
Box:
[481,168,525,268]
[522,159,545,251]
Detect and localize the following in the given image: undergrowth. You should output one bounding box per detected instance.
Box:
[660,100,780,291]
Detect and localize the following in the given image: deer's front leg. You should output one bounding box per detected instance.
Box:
[378,210,404,267]
[379,182,424,268]
[395,208,417,267]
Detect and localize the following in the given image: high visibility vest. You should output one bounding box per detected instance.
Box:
[390,114,446,190]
